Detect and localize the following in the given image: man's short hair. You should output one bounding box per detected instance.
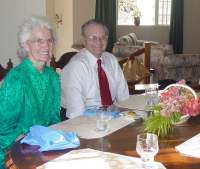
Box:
[81,19,109,37]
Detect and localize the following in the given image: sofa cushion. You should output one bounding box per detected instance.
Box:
[118,33,142,46]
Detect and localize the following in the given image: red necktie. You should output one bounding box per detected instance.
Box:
[97,59,112,107]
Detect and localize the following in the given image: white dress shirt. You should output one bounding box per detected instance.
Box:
[61,48,129,118]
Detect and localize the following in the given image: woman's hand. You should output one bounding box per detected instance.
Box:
[15,134,25,142]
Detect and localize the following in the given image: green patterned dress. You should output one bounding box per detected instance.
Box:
[0,58,61,169]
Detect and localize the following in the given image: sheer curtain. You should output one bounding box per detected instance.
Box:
[95,0,116,52]
[169,0,184,54]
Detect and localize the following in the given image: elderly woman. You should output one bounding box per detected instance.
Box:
[0,16,60,169]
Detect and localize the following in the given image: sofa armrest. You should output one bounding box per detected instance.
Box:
[112,43,143,57]
[136,40,145,46]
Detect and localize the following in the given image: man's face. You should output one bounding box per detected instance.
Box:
[24,27,54,64]
[83,24,108,58]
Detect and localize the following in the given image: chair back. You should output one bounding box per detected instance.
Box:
[119,43,152,94]
[0,59,13,81]
[50,52,78,70]
[0,64,7,81]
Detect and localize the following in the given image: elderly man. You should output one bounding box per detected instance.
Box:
[61,19,129,119]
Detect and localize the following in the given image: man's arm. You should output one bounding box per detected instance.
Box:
[61,62,85,118]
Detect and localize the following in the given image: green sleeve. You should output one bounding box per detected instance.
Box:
[0,149,5,169]
[0,72,23,167]
[50,72,61,124]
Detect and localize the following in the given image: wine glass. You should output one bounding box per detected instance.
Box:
[136,133,159,169]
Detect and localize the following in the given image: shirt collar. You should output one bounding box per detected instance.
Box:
[83,48,104,67]
[23,58,47,75]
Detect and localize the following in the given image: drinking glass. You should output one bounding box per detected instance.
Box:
[145,85,159,109]
[136,133,159,169]
[96,106,111,132]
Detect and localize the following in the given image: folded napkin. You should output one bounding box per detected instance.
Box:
[175,133,200,158]
[83,109,119,118]
[20,125,80,151]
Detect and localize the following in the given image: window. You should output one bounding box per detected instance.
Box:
[118,0,171,26]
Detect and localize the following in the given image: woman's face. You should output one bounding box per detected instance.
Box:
[24,27,54,64]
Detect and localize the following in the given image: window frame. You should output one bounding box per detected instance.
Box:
[117,0,171,26]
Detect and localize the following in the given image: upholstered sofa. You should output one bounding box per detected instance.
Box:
[154,54,200,83]
[113,33,200,83]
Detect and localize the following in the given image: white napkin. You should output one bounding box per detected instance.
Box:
[50,115,134,139]
[37,149,166,169]
[37,151,110,169]
[175,133,200,158]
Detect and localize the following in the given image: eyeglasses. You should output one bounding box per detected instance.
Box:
[28,38,54,45]
[86,35,108,43]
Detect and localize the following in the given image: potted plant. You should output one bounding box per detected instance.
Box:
[118,0,141,26]
[143,80,200,137]
[131,6,141,26]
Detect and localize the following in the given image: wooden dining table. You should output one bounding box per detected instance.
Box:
[9,115,200,169]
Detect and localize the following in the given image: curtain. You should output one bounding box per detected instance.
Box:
[95,0,117,52]
[169,0,184,54]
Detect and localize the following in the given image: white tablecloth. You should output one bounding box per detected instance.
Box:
[114,94,147,111]
[51,94,150,139]
[50,115,134,139]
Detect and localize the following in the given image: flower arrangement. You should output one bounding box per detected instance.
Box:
[131,6,141,18]
[118,0,141,18]
[144,80,200,137]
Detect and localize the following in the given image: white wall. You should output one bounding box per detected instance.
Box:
[49,0,95,59]
[73,0,96,45]
[0,0,46,67]
[54,0,74,59]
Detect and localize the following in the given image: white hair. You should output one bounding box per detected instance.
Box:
[17,15,56,58]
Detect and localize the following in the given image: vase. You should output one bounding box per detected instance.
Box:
[134,17,140,26]
[144,83,197,137]
[173,115,190,126]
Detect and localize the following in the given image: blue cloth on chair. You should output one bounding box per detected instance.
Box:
[20,125,80,152]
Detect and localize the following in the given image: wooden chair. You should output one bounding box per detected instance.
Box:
[50,52,78,121]
[0,59,13,81]
[50,52,78,70]
[0,64,7,81]
[118,43,152,94]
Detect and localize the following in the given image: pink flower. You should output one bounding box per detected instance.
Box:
[177,79,186,85]
[158,80,200,117]
[181,99,200,116]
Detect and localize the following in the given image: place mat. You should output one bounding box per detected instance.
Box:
[37,148,166,169]
[114,94,147,111]
[50,115,134,139]
[176,133,200,158]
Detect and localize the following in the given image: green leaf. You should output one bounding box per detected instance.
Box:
[143,109,181,137]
